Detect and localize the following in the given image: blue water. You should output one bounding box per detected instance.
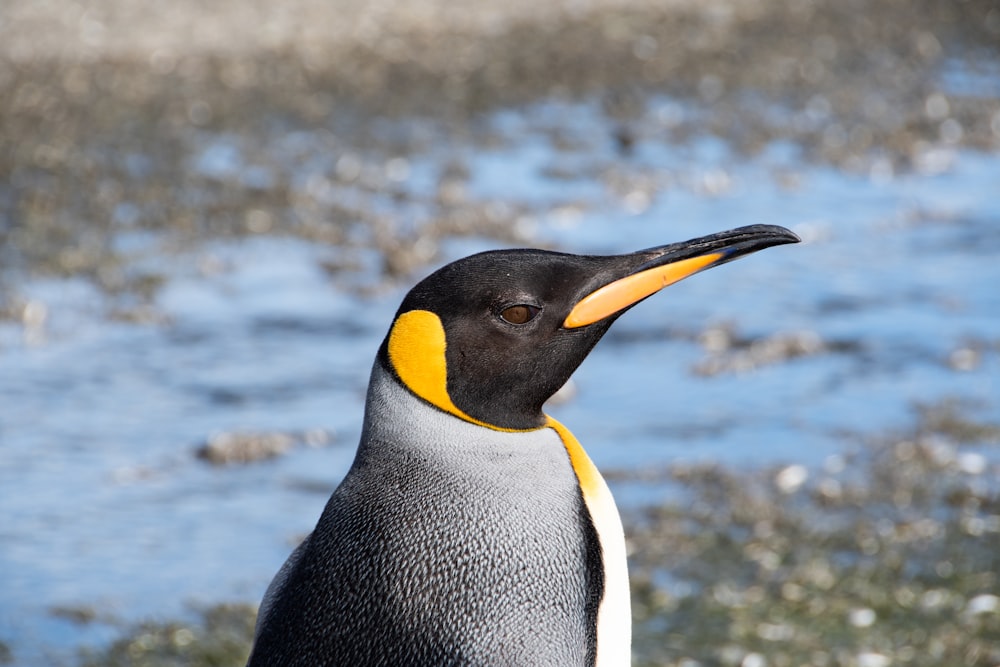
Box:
[1,98,998,663]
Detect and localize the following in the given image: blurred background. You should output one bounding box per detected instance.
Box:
[2,0,999,665]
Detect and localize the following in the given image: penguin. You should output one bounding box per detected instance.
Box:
[246,224,799,667]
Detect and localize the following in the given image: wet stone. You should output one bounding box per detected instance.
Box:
[196,429,333,465]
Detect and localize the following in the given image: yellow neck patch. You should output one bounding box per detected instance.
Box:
[387,309,532,433]
[546,417,604,498]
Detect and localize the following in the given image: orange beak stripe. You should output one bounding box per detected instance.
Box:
[563,252,725,328]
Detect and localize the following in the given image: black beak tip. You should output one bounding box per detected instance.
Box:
[634,224,800,274]
[774,225,802,245]
[741,224,801,246]
[716,224,801,260]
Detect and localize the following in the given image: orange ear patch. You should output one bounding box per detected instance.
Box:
[386,309,539,433]
[387,310,457,416]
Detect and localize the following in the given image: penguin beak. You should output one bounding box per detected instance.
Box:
[563,224,800,328]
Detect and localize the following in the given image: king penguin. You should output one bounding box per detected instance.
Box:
[247,224,799,667]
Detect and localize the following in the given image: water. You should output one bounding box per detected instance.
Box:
[1,97,998,663]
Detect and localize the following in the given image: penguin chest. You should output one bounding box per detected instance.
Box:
[334,423,604,665]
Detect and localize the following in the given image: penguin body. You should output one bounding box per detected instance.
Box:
[247,225,798,666]
[251,362,611,664]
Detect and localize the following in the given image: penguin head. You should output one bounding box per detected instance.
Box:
[378,224,799,431]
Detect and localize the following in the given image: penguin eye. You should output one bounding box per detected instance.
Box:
[499,304,540,325]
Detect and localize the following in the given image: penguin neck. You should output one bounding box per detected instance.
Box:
[360,360,550,456]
